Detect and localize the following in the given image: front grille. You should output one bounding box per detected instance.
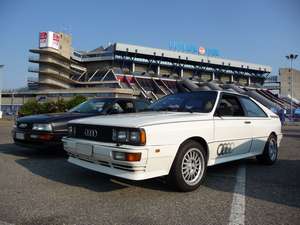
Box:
[70,124,113,143]
[69,152,110,167]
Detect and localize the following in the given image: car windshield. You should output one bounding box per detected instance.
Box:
[69,99,110,113]
[147,91,218,113]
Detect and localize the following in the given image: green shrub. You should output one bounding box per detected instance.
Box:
[18,96,87,117]
[66,95,87,109]
[18,99,43,116]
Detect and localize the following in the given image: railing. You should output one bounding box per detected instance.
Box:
[28,56,39,61]
[28,67,39,73]
[29,56,70,69]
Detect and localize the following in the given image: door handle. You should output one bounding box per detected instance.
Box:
[244,121,251,124]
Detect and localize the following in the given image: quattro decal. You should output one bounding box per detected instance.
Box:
[217,142,235,156]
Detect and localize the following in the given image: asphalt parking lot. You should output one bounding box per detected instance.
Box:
[0,120,299,225]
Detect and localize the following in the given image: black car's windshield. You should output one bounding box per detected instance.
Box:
[69,99,110,113]
[148,91,218,113]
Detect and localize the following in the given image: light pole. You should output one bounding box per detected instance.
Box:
[285,54,298,121]
[0,65,4,119]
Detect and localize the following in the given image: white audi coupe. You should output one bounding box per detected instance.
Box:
[63,91,282,191]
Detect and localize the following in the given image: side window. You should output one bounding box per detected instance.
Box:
[216,95,245,117]
[135,101,149,112]
[239,97,267,117]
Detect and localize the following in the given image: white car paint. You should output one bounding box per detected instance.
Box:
[63,91,283,181]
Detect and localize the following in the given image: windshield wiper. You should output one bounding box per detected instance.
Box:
[155,107,180,112]
[186,109,194,113]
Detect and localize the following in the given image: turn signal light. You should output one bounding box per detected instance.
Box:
[113,151,141,162]
[140,129,146,145]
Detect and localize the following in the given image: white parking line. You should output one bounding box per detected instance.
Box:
[228,164,246,225]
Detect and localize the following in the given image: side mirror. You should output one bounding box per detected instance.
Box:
[214,110,221,117]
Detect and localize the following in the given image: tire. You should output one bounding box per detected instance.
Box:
[256,134,278,165]
[168,140,207,192]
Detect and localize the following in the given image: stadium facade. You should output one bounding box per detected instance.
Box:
[28,32,271,92]
[2,31,276,115]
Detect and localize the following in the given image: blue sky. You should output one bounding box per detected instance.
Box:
[0,0,299,89]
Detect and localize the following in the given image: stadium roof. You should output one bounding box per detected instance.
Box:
[114,43,272,73]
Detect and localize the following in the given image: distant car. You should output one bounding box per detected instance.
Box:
[63,91,282,192]
[294,108,300,121]
[12,98,150,150]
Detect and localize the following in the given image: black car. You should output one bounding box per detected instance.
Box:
[12,98,150,150]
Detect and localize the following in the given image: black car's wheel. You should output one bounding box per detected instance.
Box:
[168,140,207,192]
[256,134,278,165]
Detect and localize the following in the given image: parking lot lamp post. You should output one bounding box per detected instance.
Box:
[285,54,298,121]
[0,65,4,118]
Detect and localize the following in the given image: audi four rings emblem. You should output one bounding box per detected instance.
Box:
[84,129,98,137]
[217,143,235,155]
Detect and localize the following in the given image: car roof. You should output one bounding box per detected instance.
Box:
[188,90,249,98]
[89,97,149,102]
[217,90,249,98]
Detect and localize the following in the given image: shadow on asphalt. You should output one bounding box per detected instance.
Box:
[204,158,300,209]
[0,143,299,209]
[0,143,172,193]
[0,143,66,158]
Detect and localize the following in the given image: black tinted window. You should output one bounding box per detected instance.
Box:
[113,100,135,113]
[148,91,218,113]
[69,99,109,113]
[240,97,267,117]
[216,95,245,117]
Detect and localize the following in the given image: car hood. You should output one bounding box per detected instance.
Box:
[69,111,213,127]
[17,112,97,124]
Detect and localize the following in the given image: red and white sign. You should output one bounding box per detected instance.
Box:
[39,31,60,50]
[198,47,206,55]
[39,32,48,47]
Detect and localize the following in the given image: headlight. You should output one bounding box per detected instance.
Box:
[112,128,146,146]
[32,123,52,132]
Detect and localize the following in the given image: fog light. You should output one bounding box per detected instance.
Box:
[30,134,38,139]
[113,152,126,161]
[112,151,141,162]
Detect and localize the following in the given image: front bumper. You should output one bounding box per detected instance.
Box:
[12,128,65,150]
[63,137,176,180]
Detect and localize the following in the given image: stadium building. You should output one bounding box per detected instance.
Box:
[2,31,277,115]
[28,32,271,93]
[279,68,300,100]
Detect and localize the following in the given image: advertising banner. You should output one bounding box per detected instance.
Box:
[39,31,60,50]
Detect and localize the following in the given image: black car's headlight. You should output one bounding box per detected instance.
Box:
[32,123,52,132]
[112,128,146,146]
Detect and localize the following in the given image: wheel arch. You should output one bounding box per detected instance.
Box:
[270,131,277,139]
[179,136,209,162]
